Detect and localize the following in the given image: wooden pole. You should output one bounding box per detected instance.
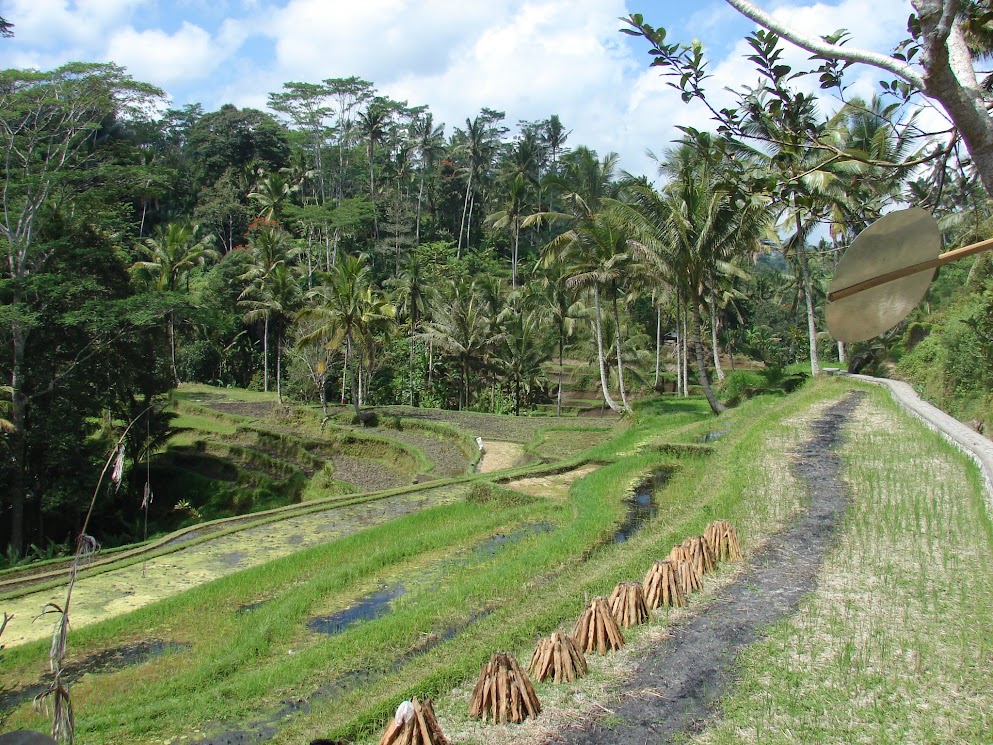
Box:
[827,236,993,302]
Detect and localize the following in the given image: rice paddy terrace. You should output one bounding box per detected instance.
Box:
[2,378,992,745]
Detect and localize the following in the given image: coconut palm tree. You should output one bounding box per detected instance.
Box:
[387,255,440,405]
[420,279,495,411]
[494,298,550,416]
[412,113,446,245]
[527,263,583,416]
[618,138,772,414]
[131,221,217,385]
[301,253,394,417]
[239,264,302,403]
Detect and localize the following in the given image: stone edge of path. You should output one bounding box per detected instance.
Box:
[836,371,993,506]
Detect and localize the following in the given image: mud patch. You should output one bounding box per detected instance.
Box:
[505,464,599,500]
[0,640,189,715]
[478,441,527,473]
[546,392,863,745]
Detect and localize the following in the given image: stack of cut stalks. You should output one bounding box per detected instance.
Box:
[666,544,702,593]
[642,559,685,609]
[572,596,625,654]
[704,519,743,561]
[378,698,448,745]
[529,631,588,683]
[469,652,541,724]
[608,581,649,628]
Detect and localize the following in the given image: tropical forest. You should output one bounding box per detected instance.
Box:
[2,3,993,745]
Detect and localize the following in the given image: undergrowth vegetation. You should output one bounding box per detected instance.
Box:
[0,378,865,743]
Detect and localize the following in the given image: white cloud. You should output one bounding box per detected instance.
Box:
[106,22,217,85]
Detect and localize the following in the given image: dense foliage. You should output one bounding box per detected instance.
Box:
[2,8,991,556]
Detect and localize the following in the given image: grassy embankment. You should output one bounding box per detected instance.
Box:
[692,382,993,744]
[2,378,861,743]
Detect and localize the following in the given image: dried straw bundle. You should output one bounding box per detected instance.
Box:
[572,597,624,655]
[529,631,588,683]
[704,519,743,562]
[469,652,541,724]
[681,535,716,576]
[666,545,702,593]
[607,581,649,628]
[642,559,685,609]
[378,698,448,745]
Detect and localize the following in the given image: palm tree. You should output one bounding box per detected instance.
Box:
[301,253,394,417]
[239,264,302,403]
[541,211,635,414]
[486,174,528,287]
[527,264,582,416]
[494,299,550,415]
[131,221,217,385]
[413,113,446,245]
[420,279,494,410]
[387,255,440,405]
[249,171,292,221]
[454,112,503,257]
[618,138,772,414]
[238,223,292,392]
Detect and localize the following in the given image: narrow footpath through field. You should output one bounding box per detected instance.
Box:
[543,392,864,745]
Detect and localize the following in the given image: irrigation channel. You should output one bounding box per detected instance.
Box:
[547,392,863,745]
[185,474,666,745]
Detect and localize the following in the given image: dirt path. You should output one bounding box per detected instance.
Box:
[478,441,525,473]
[544,392,863,745]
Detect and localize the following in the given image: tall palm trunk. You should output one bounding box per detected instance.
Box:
[8,323,28,556]
[709,295,725,382]
[262,315,269,392]
[675,300,683,396]
[556,327,565,417]
[416,171,426,246]
[611,287,633,414]
[167,311,180,387]
[592,285,623,413]
[276,327,283,404]
[797,244,820,375]
[457,170,474,259]
[691,295,726,414]
[346,333,360,416]
[654,304,662,389]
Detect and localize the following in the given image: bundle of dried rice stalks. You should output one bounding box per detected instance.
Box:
[666,545,702,593]
[378,698,448,745]
[642,560,685,609]
[529,631,587,683]
[607,582,649,628]
[572,597,624,655]
[680,535,716,576]
[704,519,743,562]
[469,652,541,724]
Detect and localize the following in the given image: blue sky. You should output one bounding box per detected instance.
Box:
[1,0,920,179]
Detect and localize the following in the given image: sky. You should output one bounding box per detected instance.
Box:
[1,0,930,180]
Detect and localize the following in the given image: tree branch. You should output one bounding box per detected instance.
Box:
[723,0,926,89]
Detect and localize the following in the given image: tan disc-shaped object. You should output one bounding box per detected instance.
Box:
[826,208,940,343]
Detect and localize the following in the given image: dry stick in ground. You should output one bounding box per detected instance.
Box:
[680,535,716,576]
[378,698,449,745]
[529,631,588,683]
[572,596,625,655]
[469,652,541,724]
[666,546,702,594]
[704,519,744,562]
[642,560,686,610]
[608,582,650,628]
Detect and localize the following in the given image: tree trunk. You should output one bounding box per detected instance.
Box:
[682,307,690,397]
[457,170,474,259]
[556,330,564,417]
[347,333,360,417]
[276,330,283,405]
[655,304,662,389]
[592,285,623,413]
[7,324,28,557]
[263,315,270,392]
[691,296,726,414]
[416,171,425,246]
[796,244,820,376]
[408,326,416,406]
[838,340,847,364]
[676,301,683,396]
[612,287,633,414]
[710,295,725,383]
[168,311,180,387]
[512,220,520,288]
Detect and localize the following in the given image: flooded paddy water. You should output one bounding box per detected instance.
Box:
[0,486,464,649]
